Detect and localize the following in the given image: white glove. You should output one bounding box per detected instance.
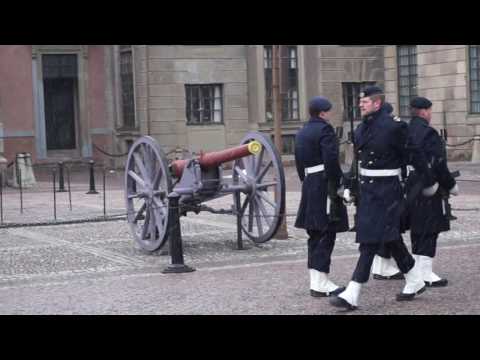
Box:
[342,188,354,204]
[336,186,345,198]
[449,184,459,196]
[422,182,439,197]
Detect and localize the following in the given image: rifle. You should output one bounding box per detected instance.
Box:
[347,115,359,231]
[438,170,460,221]
[327,127,346,223]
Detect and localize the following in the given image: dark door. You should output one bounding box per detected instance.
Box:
[42,54,78,150]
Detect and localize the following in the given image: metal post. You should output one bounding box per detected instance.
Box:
[57,161,66,192]
[16,158,23,214]
[52,168,57,221]
[86,160,99,194]
[162,192,195,274]
[67,164,72,211]
[234,192,244,250]
[103,167,106,218]
[272,44,288,240]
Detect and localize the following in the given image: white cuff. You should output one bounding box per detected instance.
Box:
[422,182,439,197]
[449,184,459,196]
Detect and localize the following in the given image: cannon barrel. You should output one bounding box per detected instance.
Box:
[171,141,262,178]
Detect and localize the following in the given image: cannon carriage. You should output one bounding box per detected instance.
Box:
[124,131,286,253]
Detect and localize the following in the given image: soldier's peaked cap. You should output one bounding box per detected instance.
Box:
[309,96,332,113]
[410,97,433,109]
[359,86,384,98]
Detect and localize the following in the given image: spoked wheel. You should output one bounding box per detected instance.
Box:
[232,131,286,243]
[125,136,172,252]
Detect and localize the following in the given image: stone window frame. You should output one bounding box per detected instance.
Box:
[185,83,224,125]
[31,45,89,159]
[263,45,301,123]
[468,45,480,114]
[396,45,418,118]
[114,45,138,131]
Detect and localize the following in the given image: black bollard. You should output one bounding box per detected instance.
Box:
[16,159,23,214]
[52,168,57,221]
[57,162,66,192]
[162,192,195,274]
[86,160,99,194]
[234,192,244,250]
[102,167,106,218]
[67,165,72,211]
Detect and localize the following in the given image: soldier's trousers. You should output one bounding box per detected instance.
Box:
[376,243,392,259]
[411,232,438,258]
[375,235,406,259]
[352,238,415,283]
[307,225,336,273]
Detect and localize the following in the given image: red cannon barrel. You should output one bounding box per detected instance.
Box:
[170,141,262,178]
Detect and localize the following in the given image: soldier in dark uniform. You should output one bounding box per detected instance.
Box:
[294,96,349,298]
[371,102,404,280]
[330,86,425,311]
[406,97,459,287]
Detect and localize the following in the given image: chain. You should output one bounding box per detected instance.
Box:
[446,136,480,147]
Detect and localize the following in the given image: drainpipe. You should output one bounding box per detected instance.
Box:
[145,45,151,136]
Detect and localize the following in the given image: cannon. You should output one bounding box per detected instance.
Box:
[124,131,286,254]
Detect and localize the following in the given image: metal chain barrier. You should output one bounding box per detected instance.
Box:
[446,135,480,147]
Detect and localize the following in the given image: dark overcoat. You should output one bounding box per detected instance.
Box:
[354,107,408,244]
[406,116,457,234]
[294,117,349,232]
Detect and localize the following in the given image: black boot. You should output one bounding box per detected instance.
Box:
[329,296,357,311]
[396,285,426,301]
[310,286,346,298]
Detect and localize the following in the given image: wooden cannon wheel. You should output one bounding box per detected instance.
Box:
[233,131,286,243]
[125,136,172,252]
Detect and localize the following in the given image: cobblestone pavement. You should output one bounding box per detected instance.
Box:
[0,163,479,314]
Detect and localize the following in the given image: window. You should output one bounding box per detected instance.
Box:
[264,45,300,122]
[397,45,417,117]
[271,134,296,155]
[282,135,296,155]
[264,46,273,121]
[185,84,223,124]
[120,45,136,129]
[469,45,480,113]
[342,82,376,123]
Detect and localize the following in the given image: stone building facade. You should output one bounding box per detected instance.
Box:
[122,45,385,165]
[384,45,480,161]
[0,45,479,173]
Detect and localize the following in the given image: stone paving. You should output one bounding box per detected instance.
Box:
[0,163,479,314]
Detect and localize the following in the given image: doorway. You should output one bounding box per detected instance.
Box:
[42,54,79,152]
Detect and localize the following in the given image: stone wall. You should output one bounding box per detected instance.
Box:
[134,45,251,154]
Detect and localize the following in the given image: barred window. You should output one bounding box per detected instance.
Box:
[469,45,480,113]
[282,46,300,121]
[120,45,136,128]
[397,45,417,117]
[264,45,300,122]
[185,84,223,125]
[342,82,376,123]
[271,134,296,155]
[282,134,296,155]
[264,46,273,121]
